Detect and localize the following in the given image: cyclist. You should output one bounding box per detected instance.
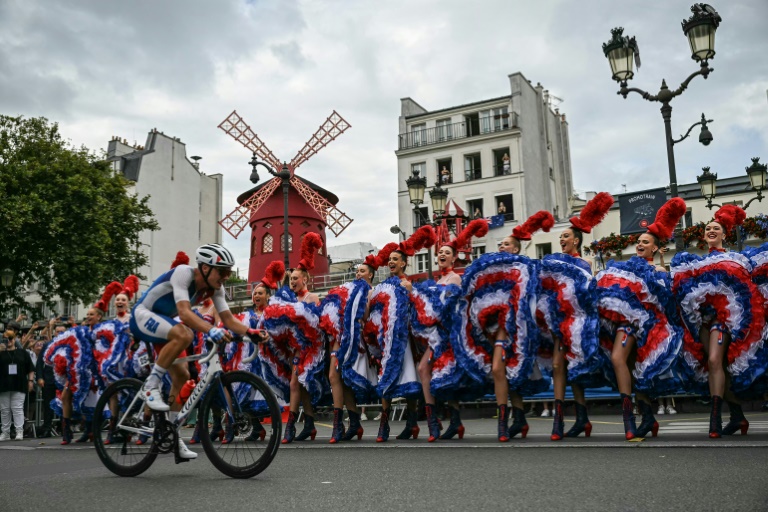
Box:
[130,243,258,459]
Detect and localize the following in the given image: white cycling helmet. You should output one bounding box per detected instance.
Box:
[196,244,235,268]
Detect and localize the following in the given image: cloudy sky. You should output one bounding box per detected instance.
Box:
[2,0,767,269]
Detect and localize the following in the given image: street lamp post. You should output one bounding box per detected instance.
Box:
[406,169,433,280]
[602,4,722,251]
[250,154,292,271]
[697,157,768,250]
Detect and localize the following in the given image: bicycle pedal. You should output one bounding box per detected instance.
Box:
[174,455,190,465]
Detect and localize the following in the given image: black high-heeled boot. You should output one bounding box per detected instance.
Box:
[342,410,363,441]
[376,407,391,443]
[507,407,529,439]
[210,415,224,442]
[721,401,748,435]
[709,395,723,439]
[425,404,441,442]
[396,409,420,440]
[189,422,201,444]
[565,402,592,438]
[497,404,510,442]
[295,414,317,441]
[282,411,297,444]
[244,418,266,441]
[329,408,346,444]
[60,417,73,445]
[75,420,92,443]
[550,399,565,441]
[621,394,638,440]
[635,400,659,438]
[221,415,236,444]
[439,406,465,440]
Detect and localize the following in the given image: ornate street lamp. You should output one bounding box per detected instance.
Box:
[429,183,448,218]
[602,4,722,251]
[405,168,432,280]
[602,27,639,83]
[1,269,13,288]
[682,3,722,62]
[406,168,427,206]
[247,156,292,269]
[697,167,718,208]
[746,157,767,193]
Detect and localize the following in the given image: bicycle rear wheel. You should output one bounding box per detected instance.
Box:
[198,371,281,479]
[93,378,158,477]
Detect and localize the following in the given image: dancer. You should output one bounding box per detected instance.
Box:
[414,219,488,441]
[276,233,324,444]
[58,283,122,444]
[495,211,555,441]
[539,192,613,441]
[672,205,766,438]
[365,226,437,442]
[597,198,687,440]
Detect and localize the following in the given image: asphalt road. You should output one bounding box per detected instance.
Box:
[2,412,768,512]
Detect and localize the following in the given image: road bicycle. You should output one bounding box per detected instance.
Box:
[93,336,281,479]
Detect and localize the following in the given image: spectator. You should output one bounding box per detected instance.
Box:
[498,202,507,215]
[0,321,35,441]
[473,207,483,219]
[657,397,677,415]
[502,153,511,174]
[440,166,451,184]
[36,321,67,438]
[540,401,552,417]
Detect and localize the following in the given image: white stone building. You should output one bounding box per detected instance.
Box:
[395,72,573,274]
[108,129,223,292]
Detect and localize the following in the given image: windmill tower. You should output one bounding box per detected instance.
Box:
[218,110,352,283]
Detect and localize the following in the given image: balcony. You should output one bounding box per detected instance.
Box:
[398,113,519,151]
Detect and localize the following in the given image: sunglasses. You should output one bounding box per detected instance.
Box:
[216,267,232,278]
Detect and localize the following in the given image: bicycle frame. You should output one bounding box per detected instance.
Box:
[115,337,258,437]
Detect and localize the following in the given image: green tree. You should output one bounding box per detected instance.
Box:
[0,115,158,315]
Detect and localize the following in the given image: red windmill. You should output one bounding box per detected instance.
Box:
[218,110,353,283]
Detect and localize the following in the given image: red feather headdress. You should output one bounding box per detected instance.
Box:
[119,275,140,300]
[569,192,614,233]
[259,260,285,290]
[397,225,437,257]
[646,198,686,241]
[512,210,555,241]
[713,204,746,235]
[171,251,189,269]
[445,219,489,251]
[94,281,123,312]
[297,232,324,272]
[364,242,400,271]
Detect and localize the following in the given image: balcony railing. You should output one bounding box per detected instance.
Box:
[398,112,519,150]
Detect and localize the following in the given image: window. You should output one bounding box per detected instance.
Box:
[464,113,479,137]
[410,123,426,146]
[472,245,486,260]
[437,158,452,184]
[467,198,484,220]
[436,119,452,142]
[415,253,430,274]
[263,221,272,229]
[683,208,693,228]
[464,153,481,181]
[480,107,509,133]
[413,206,429,228]
[280,233,293,252]
[536,243,552,259]
[495,194,513,221]
[262,233,274,253]
[411,162,426,178]
[549,167,554,179]
[493,148,511,176]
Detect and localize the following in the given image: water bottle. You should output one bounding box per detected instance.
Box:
[177,379,196,404]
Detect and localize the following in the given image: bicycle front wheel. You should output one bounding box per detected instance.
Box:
[93,378,158,477]
[198,371,281,479]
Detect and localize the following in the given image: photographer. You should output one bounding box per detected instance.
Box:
[0,321,35,441]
